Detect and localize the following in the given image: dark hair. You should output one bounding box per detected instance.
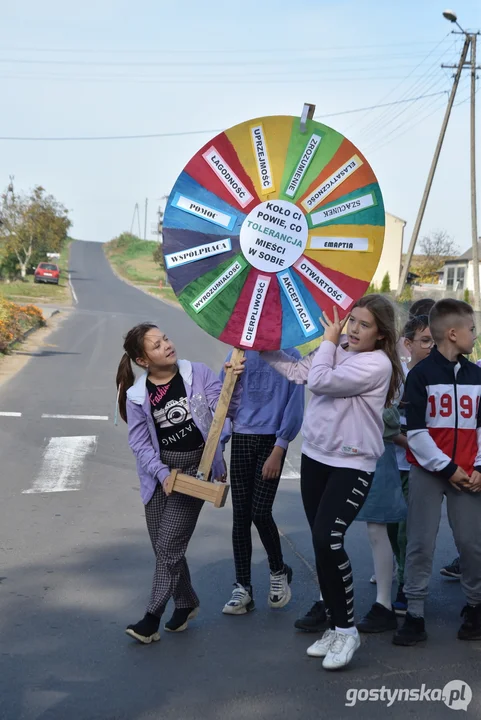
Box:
[409,298,435,318]
[429,299,473,344]
[116,323,158,423]
[403,314,429,341]
[352,294,404,407]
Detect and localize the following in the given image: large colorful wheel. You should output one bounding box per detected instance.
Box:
[163,115,385,351]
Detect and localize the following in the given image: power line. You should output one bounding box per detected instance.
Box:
[354,36,456,138]
[0,55,450,68]
[343,33,452,134]
[0,73,446,85]
[0,92,448,142]
[0,40,448,55]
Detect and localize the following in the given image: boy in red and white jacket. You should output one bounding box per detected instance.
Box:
[394,299,481,645]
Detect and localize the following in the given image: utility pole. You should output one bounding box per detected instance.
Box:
[470,33,479,311]
[396,33,471,297]
[144,197,148,241]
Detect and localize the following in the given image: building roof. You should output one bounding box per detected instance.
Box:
[437,239,481,267]
[386,211,407,224]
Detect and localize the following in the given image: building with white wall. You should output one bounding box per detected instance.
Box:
[437,240,481,293]
[371,212,406,291]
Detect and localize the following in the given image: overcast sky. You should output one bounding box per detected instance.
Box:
[1,0,480,251]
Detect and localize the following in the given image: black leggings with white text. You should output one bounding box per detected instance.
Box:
[301,454,373,628]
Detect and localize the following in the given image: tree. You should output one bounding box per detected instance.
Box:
[413,230,459,284]
[0,185,71,278]
[153,242,164,270]
[380,272,391,293]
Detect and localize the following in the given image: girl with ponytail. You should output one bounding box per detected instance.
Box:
[117,323,245,644]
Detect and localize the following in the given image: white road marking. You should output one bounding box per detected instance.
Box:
[41,414,109,420]
[23,435,97,494]
[282,457,300,480]
[68,272,78,305]
[0,412,22,417]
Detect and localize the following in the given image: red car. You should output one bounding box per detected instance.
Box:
[34,262,60,285]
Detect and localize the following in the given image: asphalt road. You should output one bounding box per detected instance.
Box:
[0,241,480,720]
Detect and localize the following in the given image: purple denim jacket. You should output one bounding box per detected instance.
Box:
[126,359,242,504]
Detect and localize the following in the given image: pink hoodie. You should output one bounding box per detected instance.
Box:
[262,340,392,472]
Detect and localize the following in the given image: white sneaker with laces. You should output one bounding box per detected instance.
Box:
[322,629,361,670]
[307,629,336,657]
[268,565,293,608]
[222,583,255,615]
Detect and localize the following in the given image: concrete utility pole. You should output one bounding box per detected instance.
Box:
[470,33,479,311]
[397,10,481,305]
[144,198,148,241]
[396,31,471,298]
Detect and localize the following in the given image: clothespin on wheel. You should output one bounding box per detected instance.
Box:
[164,348,245,508]
[300,103,316,133]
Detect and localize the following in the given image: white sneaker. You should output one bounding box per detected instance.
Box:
[222,583,255,615]
[322,629,361,670]
[307,629,336,657]
[268,565,293,608]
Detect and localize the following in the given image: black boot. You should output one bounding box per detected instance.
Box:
[458,604,481,641]
[125,612,161,644]
[357,602,397,633]
[164,607,199,632]
[294,600,327,632]
[392,612,427,646]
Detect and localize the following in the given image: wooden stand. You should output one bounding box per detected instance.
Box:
[164,348,245,507]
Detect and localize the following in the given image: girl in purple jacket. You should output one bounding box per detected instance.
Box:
[116,322,244,645]
[262,294,403,670]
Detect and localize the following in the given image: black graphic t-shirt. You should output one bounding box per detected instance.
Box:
[147,373,204,451]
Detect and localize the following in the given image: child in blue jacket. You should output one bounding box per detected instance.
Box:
[220,350,304,615]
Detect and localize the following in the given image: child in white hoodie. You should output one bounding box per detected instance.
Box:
[262,294,403,670]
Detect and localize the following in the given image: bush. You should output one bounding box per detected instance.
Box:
[153,242,165,269]
[399,284,413,302]
[464,288,471,303]
[365,283,377,295]
[380,272,391,293]
[0,298,44,352]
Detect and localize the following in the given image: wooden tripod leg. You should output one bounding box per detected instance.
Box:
[196,347,245,481]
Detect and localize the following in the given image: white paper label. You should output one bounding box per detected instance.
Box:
[240,200,308,273]
[308,236,370,252]
[191,257,246,313]
[172,193,236,230]
[294,257,352,310]
[241,275,271,347]
[202,146,254,208]
[250,124,274,194]
[301,155,363,212]
[278,270,317,337]
[165,238,232,269]
[285,133,322,198]
[310,192,375,226]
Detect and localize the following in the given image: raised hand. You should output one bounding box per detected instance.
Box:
[319,306,348,346]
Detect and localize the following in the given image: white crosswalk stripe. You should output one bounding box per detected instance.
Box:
[23,436,98,493]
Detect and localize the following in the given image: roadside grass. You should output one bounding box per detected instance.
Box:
[104,234,177,304]
[104,235,162,284]
[0,239,73,305]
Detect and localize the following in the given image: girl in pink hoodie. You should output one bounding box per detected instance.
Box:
[262,293,403,670]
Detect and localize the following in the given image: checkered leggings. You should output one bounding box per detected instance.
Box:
[145,446,204,616]
[230,433,285,586]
